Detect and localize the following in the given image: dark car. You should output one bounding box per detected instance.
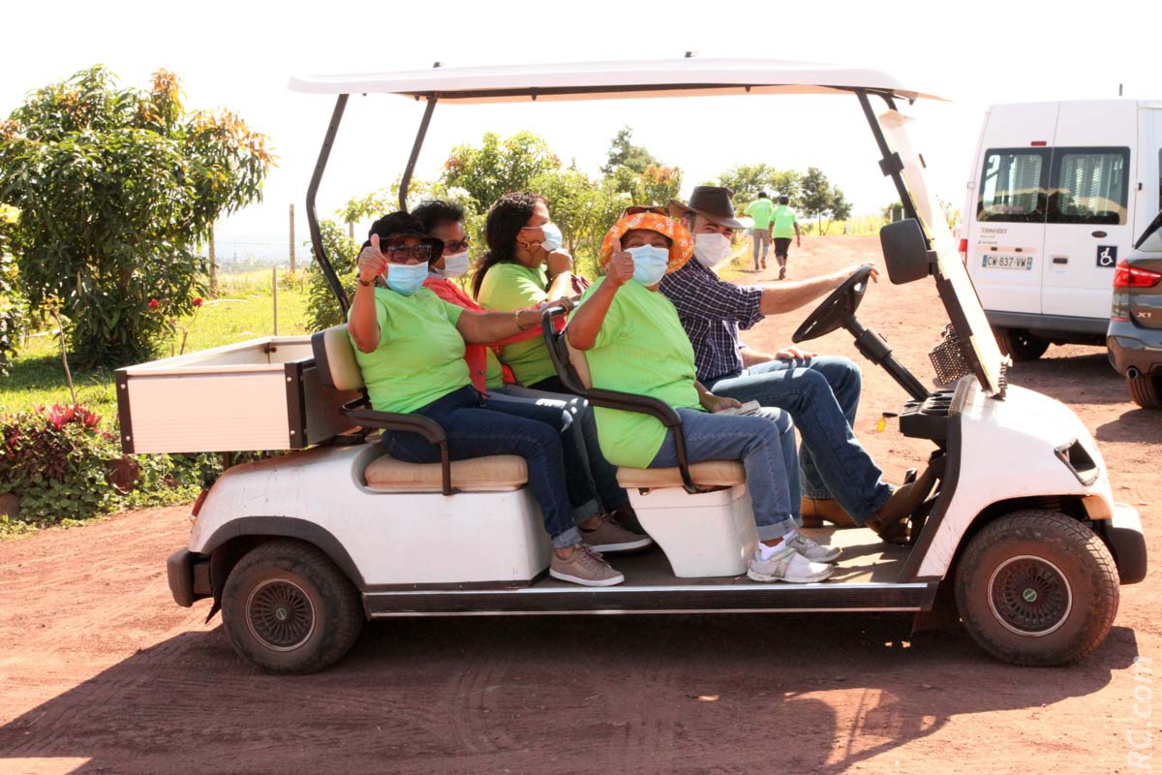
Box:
[1108,210,1162,409]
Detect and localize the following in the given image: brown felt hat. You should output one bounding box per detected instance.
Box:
[667,186,753,229]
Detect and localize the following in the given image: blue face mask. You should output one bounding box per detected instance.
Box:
[541,222,563,252]
[627,245,670,287]
[386,262,429,296]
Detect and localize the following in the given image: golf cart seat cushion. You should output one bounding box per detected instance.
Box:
[315,325,365,391]
[364,453,528,492]
[616,460,746,489]
[567,339,594,389]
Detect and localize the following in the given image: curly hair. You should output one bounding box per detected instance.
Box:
[472,192,546,299]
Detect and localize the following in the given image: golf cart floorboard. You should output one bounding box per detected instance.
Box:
[364,528,938,616]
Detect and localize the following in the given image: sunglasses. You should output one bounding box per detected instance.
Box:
[623,205,670,217]
[384,243,433,262]
[442,236,470,254]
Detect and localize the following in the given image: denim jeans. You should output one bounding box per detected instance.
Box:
[707,356,890,523]
[528,376,630,511]
[649,407,799,542]
[380,385,581,548]
[487,386,603,523]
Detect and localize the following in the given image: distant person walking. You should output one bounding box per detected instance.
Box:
[771,195,801,280]
[744,191,775,271]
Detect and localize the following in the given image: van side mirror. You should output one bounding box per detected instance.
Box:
[880,219,936,285]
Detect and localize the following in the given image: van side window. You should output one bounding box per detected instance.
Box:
[978,149,1047,222]
[1047,148,1130,225]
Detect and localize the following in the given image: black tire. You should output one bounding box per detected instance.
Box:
[1126,373,1162,410]
[221,539,364,674]
[993,327,1049,361]
[955,510,1119,667]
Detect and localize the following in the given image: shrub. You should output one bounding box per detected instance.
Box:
[306,218,358,332]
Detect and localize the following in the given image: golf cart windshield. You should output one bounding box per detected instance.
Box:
[289,57,1005,396]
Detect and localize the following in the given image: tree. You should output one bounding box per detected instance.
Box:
[600,126,659,176]
[717,164,801,205]
[441,131,560,213]
[0,66,273,367]
[0,204,23,376]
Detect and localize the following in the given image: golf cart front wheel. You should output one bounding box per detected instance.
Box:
[221,539,364,674]
[955,511,1118,666]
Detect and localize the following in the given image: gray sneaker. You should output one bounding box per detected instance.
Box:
[580,515,653,553]
[747,545,834,584]
[551,544,625,587]
[786,532,842,563]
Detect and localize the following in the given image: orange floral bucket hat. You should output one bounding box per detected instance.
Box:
[598,208,695,274]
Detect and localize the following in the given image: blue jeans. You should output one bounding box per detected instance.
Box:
[487,386,604,523]
[528,376,630,512]
[707,356,890,523]
[649,407,799,542]
[380,386,581,548]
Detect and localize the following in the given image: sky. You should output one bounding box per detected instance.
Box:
[2,0,1159,260]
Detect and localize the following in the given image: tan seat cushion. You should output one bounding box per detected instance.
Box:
[617,460,746,489]
[364,453,528,493]
[317,325,365,392]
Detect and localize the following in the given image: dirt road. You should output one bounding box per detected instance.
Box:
[2,237,1157,774]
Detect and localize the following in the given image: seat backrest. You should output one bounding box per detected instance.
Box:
[311,325,365,392]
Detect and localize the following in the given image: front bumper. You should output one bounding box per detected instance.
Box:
[166,549,213,607]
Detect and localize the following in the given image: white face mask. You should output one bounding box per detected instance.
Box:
[441,251,470,278]
[694,232,732,268]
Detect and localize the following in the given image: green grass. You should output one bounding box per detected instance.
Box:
[1,270,314,423]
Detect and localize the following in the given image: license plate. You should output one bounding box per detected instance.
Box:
[982,254,1033,270]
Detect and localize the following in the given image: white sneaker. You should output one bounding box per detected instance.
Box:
[786,532,842,563]
[747,545,834,583]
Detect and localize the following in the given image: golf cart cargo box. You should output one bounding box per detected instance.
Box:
[115,336,358,454]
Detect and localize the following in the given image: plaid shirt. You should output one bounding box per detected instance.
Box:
[659,260,765,383]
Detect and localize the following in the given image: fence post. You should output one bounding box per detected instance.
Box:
[272,265,279,336]
[289,204,296,273]
[208,228,218,296]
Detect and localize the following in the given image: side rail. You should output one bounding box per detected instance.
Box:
[541,307,699,493]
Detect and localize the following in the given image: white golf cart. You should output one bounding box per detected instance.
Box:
[118,59,1147,674]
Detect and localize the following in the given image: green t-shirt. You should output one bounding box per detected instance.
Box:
[484,349,505,390]
[477,262,556,386]
[349,287,470,414]
[573,278,702,468]
[772,204,798,238]
[744,198,776,230]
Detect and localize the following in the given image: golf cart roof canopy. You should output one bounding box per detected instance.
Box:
[288,57,945,103]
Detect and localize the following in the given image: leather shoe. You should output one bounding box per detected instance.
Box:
[866,466,940,544]
[800,498,858,529]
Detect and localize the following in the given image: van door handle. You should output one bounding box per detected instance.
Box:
[1052,256,1069,265]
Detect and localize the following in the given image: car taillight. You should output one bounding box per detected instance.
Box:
[190,488,209,523]
[1113,260,1162,288]
[958,239,968,264]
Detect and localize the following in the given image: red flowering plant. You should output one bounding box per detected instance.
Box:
[147,295,207,356]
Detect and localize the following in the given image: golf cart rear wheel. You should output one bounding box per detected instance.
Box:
[993,327,1049,361]
[222,539,364,674]
[955,510,1118,666]
[1126,373,1162,410]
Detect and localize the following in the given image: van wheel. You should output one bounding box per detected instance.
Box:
[1126,373,1162,409]
[955,511,1118,666]
[221,539,364,674]
[994,328,1049,361]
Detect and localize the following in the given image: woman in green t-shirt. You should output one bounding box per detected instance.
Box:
[347,211,624,588]
[567,210,840,585]
[473,192,637,531]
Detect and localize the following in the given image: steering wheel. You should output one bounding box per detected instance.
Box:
[792,264,874,344]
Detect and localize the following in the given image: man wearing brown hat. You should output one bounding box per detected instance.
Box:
[658,186,927,540]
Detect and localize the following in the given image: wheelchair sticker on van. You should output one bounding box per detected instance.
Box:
[1097,245,1117,267]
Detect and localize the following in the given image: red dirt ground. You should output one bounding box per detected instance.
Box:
[2,236,1158,775]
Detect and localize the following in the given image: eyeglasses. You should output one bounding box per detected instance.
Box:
[442,237,470,254]
[384,243,433,262]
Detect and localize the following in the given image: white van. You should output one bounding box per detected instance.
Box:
[961,100,1162,359]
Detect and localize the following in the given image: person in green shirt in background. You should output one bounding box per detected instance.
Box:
[743,191,775,272]
[771,194,802,280]
[567,209,841,584]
